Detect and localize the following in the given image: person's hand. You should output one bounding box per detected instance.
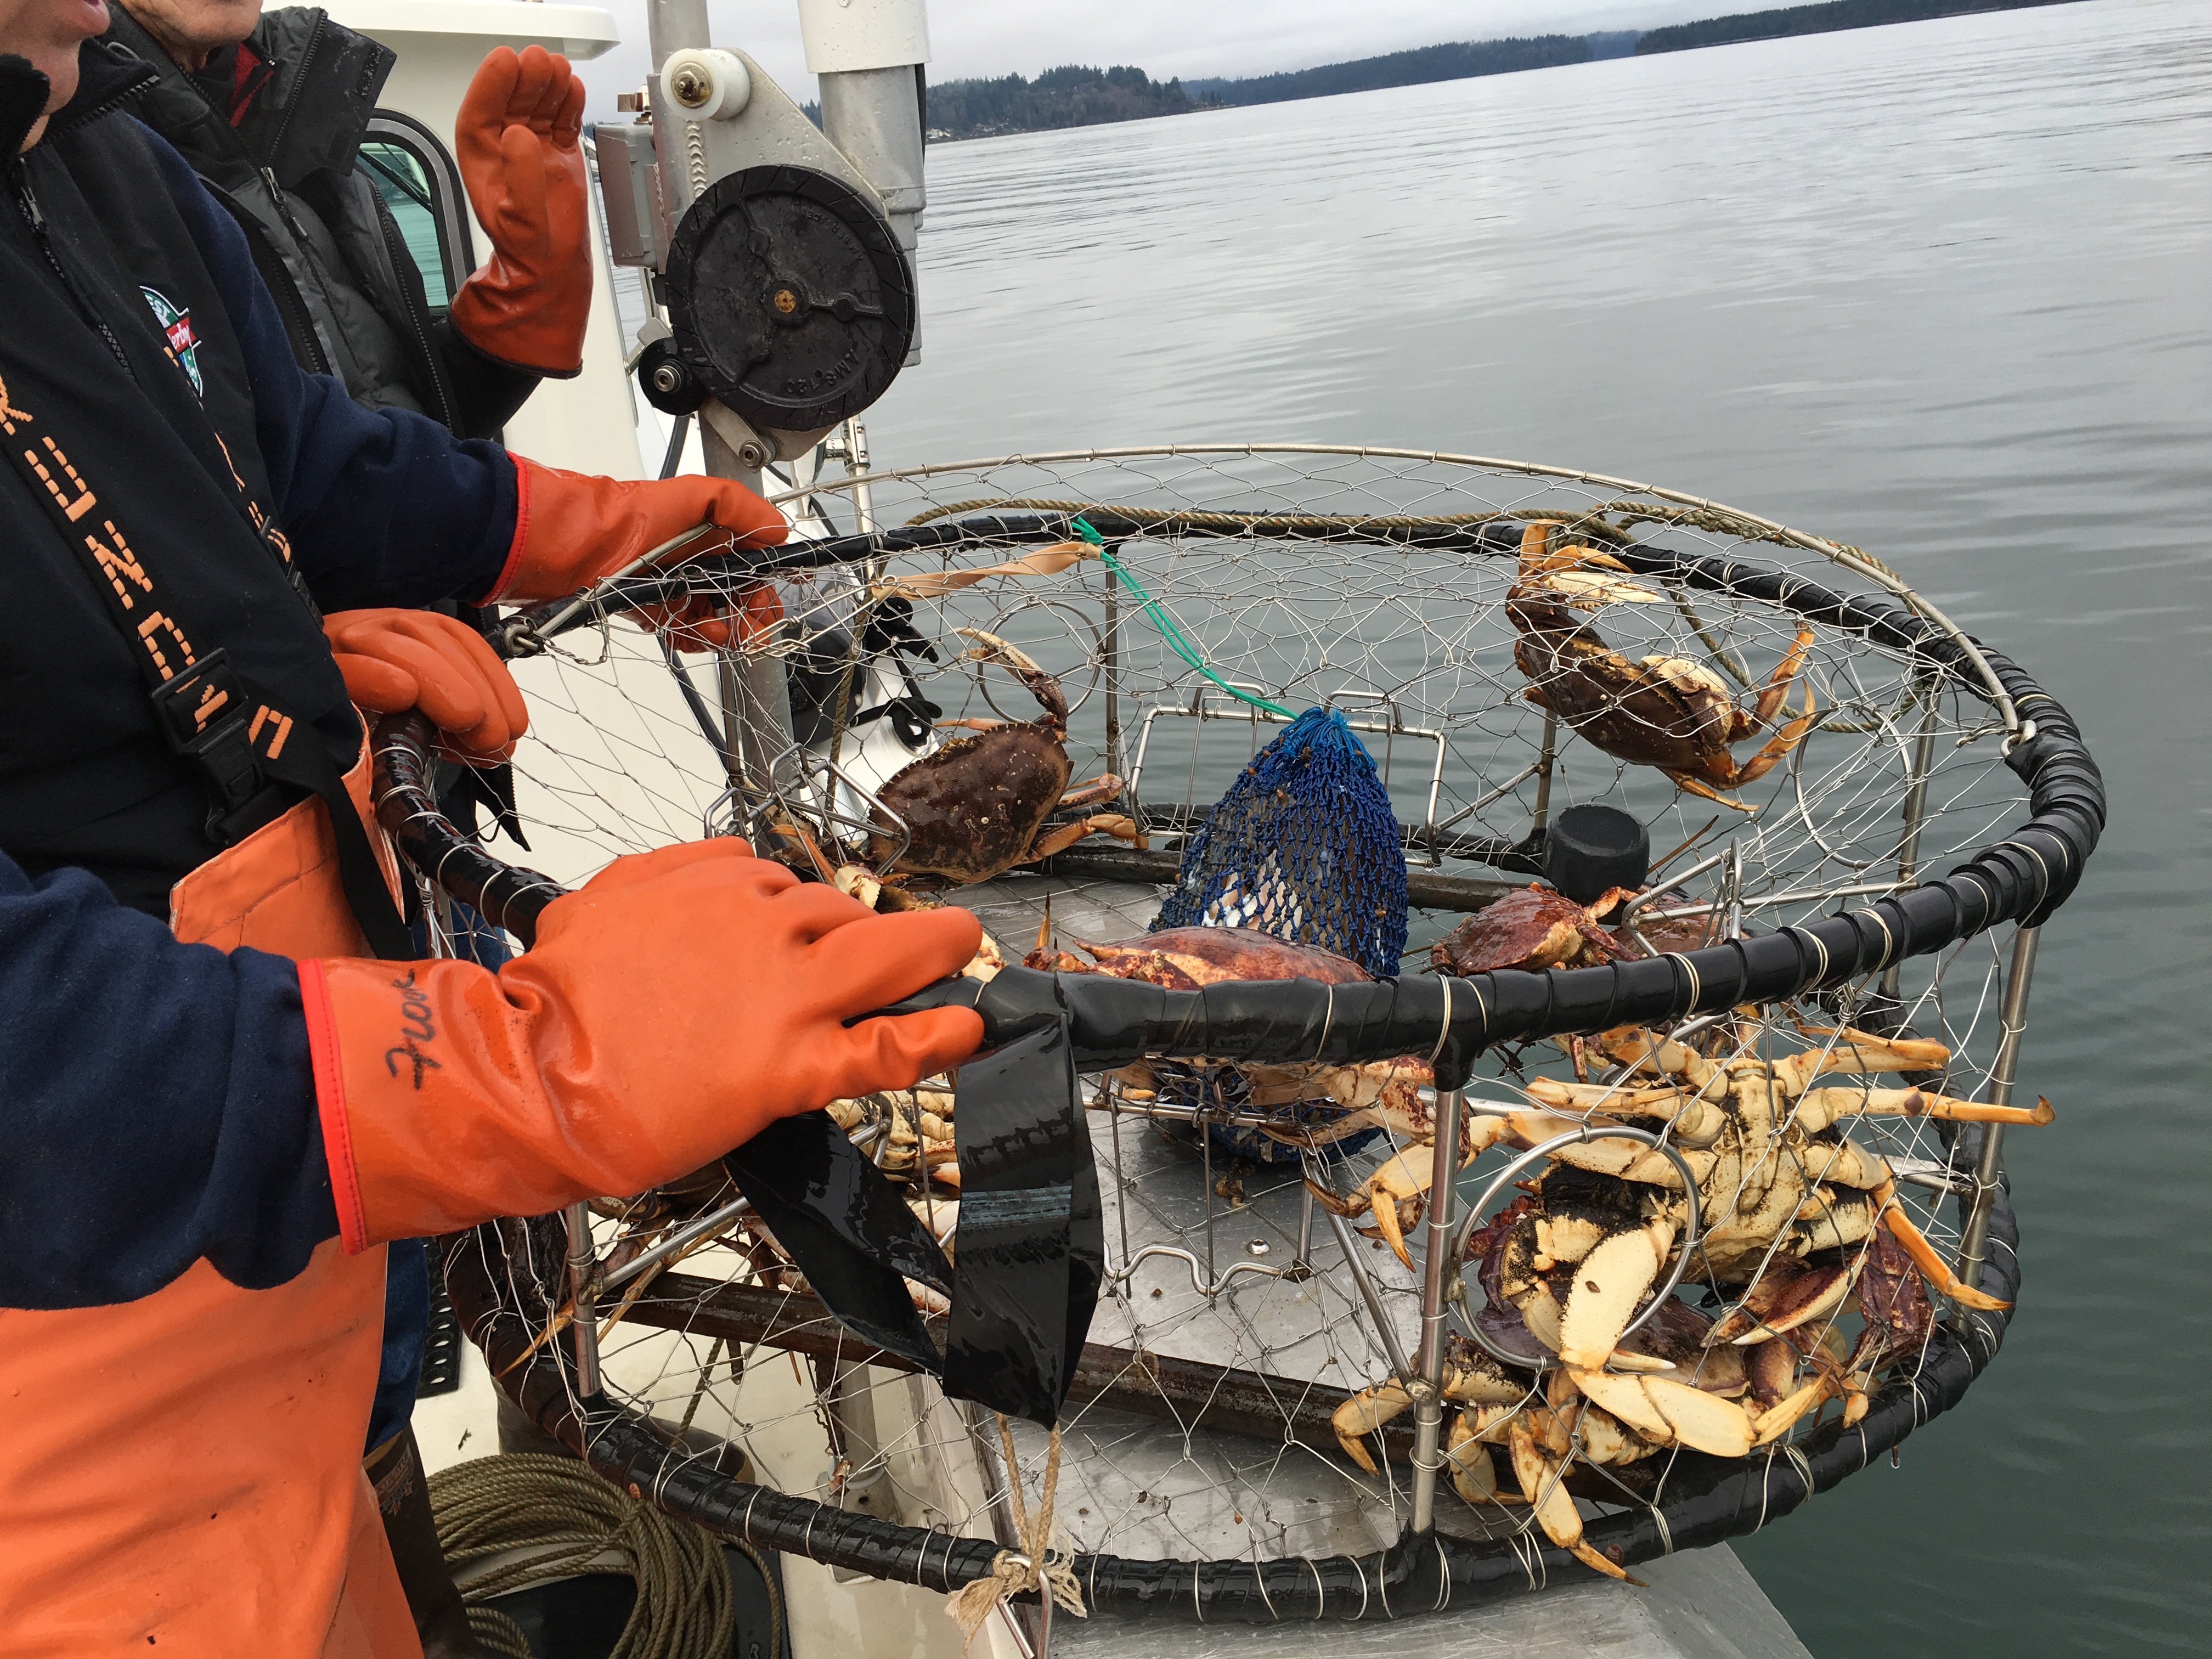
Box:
[298,843,986,1249]
[479,462,790,650]
[323,609,528,760]
[448,46,591,375]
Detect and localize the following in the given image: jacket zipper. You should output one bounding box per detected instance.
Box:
[373,203,459,430]
[13,179,131,374]
[256,10,325,174]
[167,14,336,377]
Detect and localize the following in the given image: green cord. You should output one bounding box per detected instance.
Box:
[1071,517,1296,719]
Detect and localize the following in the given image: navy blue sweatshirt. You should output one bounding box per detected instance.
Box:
[1,52,514,1311]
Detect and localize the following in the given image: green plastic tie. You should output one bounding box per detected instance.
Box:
[1070,516,1295,719]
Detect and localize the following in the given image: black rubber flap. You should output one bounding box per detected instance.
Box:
[941,1019,1104,1426]
[664,165,915,433]
[1542,803,1650,902]
[722,1114,950,1371]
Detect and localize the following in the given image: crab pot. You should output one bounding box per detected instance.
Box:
[407,447,2102,1624]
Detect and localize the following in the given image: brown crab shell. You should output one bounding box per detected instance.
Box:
[1510,592,1752,778]
[1427,885,1643,974]
[868,721,1073,883]
[1026,925,1373,991]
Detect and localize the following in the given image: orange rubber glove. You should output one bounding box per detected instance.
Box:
[324,609,530,760]
[479,458,791,650]
[448,46,592,376]
[298,842,984,1250]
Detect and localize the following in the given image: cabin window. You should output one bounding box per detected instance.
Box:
[362,112,477,318]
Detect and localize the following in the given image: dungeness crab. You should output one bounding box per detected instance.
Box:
[1508,524,1819,811]
[1331,1019,2054,1578]
[1427,883,1645,973]
[867,629,1131,883]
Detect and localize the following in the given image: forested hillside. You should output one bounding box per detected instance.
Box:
[1183,35,1595,108]
[923,65,1198,141]
[1636,0,2082,53]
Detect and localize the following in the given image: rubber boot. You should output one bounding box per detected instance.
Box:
[366,1425,489,1659]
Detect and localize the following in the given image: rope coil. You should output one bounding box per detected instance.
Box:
[428,1453,752,1659]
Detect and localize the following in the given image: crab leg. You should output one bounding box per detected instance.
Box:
[1871,1179,2011,1311]
[1724,679,1819,789]
[1792,1086,2056,1133]
[1021,814,1139,863]
[1056,773,1126,810]
[1445,1415,1501,1504]
[954,628,1068,731]
[1662,770,1762,814]
[1751,627,1818,729]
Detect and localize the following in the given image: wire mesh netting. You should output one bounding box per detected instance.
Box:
[409,445,2091,1618]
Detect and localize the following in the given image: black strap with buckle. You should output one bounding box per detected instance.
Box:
[2,358,415,959]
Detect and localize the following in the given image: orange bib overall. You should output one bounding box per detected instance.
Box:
[0,754,420,1657]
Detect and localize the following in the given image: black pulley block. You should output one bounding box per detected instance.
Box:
[633,335,705,416]
[1542,803,1650,901]
[662,165,915,433]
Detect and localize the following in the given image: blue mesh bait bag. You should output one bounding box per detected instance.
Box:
[1154,706,1409,974]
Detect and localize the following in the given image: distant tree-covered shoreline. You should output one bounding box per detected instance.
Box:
[1187,36,1595,109]
[922,65,1197,142]
[901,1,2080,147]
[1637,0,2083,54]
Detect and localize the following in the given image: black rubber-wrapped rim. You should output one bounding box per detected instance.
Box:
[443,1163,2017,1619]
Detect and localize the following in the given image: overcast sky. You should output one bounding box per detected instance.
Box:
[575,1,1723,120]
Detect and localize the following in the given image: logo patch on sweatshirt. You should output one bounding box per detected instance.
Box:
[140,286,204,397]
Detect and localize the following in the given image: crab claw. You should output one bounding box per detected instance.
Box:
[1331,1380,1413,1472]
[1707,1260,1859,1346]
[1506,1415,1643,1584]
[1556,1217,1677,1369]
[1564,1369,1756,1460]
[1359,1148,1435,1269]
[1445,1414,1500,1505]
[1750,1369,1842,1446]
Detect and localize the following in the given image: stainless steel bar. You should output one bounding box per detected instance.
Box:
[1293,1179,1316,1280]
[1201,1093,1217,1295]
[1953,926,2039,1327]
[1880,682,1943,1000]
[1530,709,1558,834]
[1102,562,1124,788]
[1630,877,1905,923]
[1409,1090,1464,1533]
[1308,1155,1413,1385]
[716,650,751,793]
[565,1201,602,1396]
[1428,759,1544,836]
[601,1193,752,1293]
[1107,1085,1132,1271]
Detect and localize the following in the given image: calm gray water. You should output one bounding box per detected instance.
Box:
[860,3,2212,1652]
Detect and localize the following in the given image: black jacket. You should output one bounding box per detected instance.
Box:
[0,42,515,913]
[100,4,538,439]
[0,45,521,1308]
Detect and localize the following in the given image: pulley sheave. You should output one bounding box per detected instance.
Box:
[663,165,914,434]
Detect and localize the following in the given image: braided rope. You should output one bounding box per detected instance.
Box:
[946,1419,1086,1645]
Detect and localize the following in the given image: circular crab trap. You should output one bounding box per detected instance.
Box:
[387,445,2102,1626]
